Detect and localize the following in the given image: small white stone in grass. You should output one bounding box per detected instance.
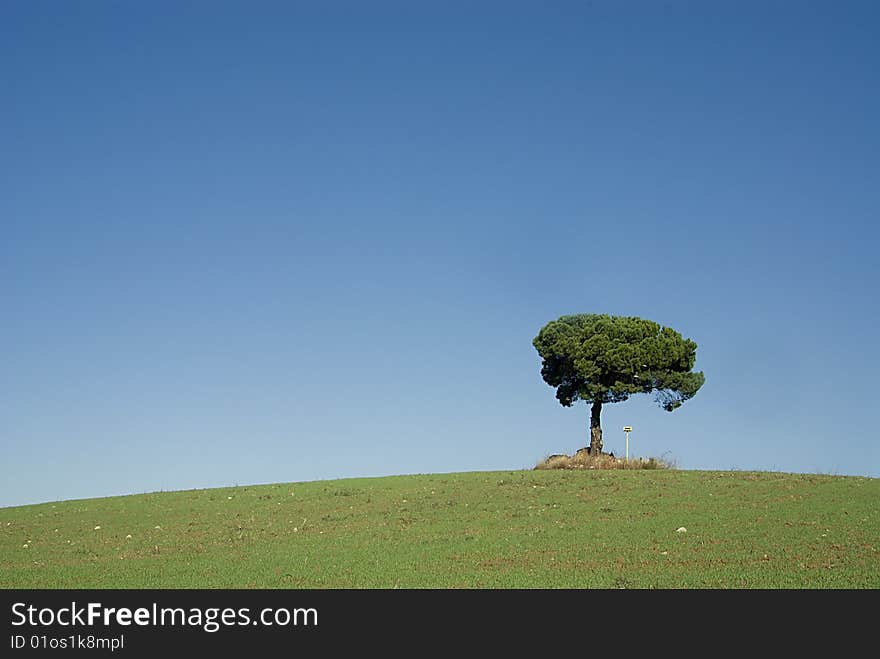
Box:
[661,551,668,556]
[154,525,162,530]
[293,527,298,532]
[94,526,101,530]
[23,544,29,548]
[228,496,233,500]
[675,527,687,533]
[125,534,132,539]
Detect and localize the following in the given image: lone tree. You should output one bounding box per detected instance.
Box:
[533,314,705,456]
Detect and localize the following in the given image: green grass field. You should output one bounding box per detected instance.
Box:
[2,469,877,588]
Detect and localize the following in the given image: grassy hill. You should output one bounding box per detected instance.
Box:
[2,469,877,588]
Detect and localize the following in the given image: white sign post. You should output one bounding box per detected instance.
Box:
[623,426,633,459]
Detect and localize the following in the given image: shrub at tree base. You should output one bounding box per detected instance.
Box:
[535,449,672,471]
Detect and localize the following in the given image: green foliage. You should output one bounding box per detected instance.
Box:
[533,314,705,411]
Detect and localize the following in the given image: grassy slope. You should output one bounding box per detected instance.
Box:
[1,469,878,588]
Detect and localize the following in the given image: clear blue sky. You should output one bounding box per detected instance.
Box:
[2,1,878,507]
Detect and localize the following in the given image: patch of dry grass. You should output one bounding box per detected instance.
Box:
[535,450,673,471]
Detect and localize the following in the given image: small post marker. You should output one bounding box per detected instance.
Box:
[623,426,633,459]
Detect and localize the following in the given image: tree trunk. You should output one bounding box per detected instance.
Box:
[589,400,603,455]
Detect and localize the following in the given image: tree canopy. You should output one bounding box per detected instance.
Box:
[533,314,705,455]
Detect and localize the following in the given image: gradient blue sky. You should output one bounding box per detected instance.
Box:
[2,1,878,507]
